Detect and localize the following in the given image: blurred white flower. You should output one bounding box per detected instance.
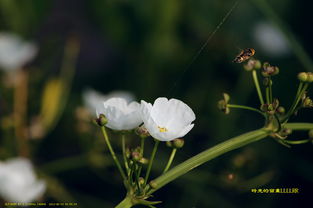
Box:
[140,97,195,141]
[253,22,290,57]
[0,158,46,203]
[0,32,37,71]
[83,88,135,115]
[98,97,142,130]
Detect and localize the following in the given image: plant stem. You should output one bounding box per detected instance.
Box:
[227,104,265,117]
[145,140,160,185]
[101,127,127,181]
[252,70,265,105]
[148,128,268,194]
[122,134,129,174]
[115,195,133,208]
[163,148,177,173]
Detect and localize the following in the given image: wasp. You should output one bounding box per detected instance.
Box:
[233,48,255,63]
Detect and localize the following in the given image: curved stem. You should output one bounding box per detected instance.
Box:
[163,148,177,174]
[252,70,265,105]
[148,128,269,194]
[227,104,265,117]
[144,140,160,185]
[101,127,126,181]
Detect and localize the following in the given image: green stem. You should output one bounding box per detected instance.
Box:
[145,140,160,185]
[227,104,265,117]
[101,127,127,181]
[269,77,273,103]
[163,148,177,174]
[284,83,308,121]
[266,87,270,104]
[148,128,269,194]
[115,196,133,208]
[252,70,265,105]
[122,134,129,174]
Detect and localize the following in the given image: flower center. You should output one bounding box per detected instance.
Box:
[158,126,168,132]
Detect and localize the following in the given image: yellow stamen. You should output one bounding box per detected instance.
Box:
[158,126,168,132]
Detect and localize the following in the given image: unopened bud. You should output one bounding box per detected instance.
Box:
[138,177,145,185]
[307,72,313,83]
[139,157,149,165]
[263,77,272,87]
[262,62,279,77]
[277,106,285,114]
[135,125,150,139]
[149,180,158,189]
[244,59,261,71]
[298,72,308,82]
[96,114,108,126]
[173,138,185,149]
[217,93,231,114]
[302,97,313,108]
[131,151,142,162]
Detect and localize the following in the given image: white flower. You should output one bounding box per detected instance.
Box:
[253,22,290,57]
[0,32,37,71]
[140,97,195,141]
[0,158,46,203]
[83,88,135,115]
[98,97,142,130]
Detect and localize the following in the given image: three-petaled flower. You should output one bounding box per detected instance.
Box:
[140,97,195,141]
[98,97,142,130]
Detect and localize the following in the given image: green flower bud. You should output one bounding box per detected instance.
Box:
[131,151,142,162]
[217,93,230,114]
[307,72,313,83]
[302,97,313,108]
[172,138,185,149]
[297,72,308,82]
[96,114,108,126]
[138,177,145,185]
[277,106,285,114]
[149,180,158,189]
[139,157,149,165]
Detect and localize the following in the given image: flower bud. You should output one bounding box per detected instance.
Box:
[172,138,185,149]
[262,62,279,77]
[96,114,108,126]
[131,151,142,162]
[149,180,158,189]
[135,125,150,139]
[280,128,292,137]
[138,177,145,186]
[277,106,285,114]
[307,72,313,83]
[243,59,261,71]
[139,157,149,165]
[217,93,230,114]
[302,97,313,108]
[298,72,308,82]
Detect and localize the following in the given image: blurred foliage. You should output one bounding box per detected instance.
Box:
[0,0,313,207]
